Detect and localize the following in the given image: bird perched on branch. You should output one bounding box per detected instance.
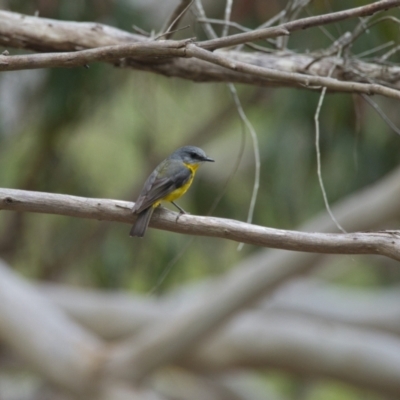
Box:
[130,145,214,237]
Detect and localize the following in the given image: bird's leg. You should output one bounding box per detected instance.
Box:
[171,201,187,222]
[172,201,187,214]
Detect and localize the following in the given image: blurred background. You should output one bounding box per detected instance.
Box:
[0,0,400,399]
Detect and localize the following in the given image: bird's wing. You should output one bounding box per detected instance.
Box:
[132,160,191,213]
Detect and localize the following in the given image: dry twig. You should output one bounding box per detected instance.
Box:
[160,0,194,39]
[199,0,400,50]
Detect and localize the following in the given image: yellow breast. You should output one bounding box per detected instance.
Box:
[156,163,199,205]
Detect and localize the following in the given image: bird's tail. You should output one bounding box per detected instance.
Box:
[130,207,154,237]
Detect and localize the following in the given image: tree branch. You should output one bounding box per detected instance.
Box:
[40,277,400,340]
[186,43,400,100]
[199,0,400,50]
[0,260,104,394]
[1,188,400,260]
[186,311,400,397]
[0,10,399,95]
[0,259,171,399]
[0,40,399,100]
[0,40,188,71]
[39,281,400,397]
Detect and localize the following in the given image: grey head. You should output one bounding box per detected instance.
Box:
[169,146,214,165]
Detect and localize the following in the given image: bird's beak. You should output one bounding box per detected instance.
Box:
[204,156,215,162]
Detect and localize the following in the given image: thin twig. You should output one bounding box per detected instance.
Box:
[222,0,234,37]
[235,10,287,51]
[160,0,194,40]
[304,7,336,43]
[198,17,278,48]
[207,111,247,216]
[314,86,346,233]
[342,15,400,53]
[356,41,395,59]
[380,44,400,62]
[278,0,312,48]
[198,17,250,32]
[361,94,400,137]
[244,42,275,53]
[199,0,400,50]
[258,10,287,30]
[314,50,346,233]
[227,84,261,251]
[132,25,150,37]
[154,25,191,40]
[194,0,218,39]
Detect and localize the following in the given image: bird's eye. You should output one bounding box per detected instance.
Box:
[190,152,198,158]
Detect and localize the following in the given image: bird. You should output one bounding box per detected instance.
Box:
[130,145,214,237]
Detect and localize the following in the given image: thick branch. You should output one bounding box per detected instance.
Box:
[1,188,400,260]
[0,260,105,393]
[41,278,400,339]
[186,311,400,397]
[38,282,400,397]
[0,259,169,399]
[0,10,145,51]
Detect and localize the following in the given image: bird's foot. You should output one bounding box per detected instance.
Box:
[175,210,188,223]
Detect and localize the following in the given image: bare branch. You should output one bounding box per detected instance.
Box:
[1,188,400,260]
[361,93,400,136]
[0,11,399,96]
[199,0,400,50]
[222,0,234,37]
[185,44,400,100]
[380,44,400,61]
[2,39,399,101]
[0,40,189,71]
[194,0,218,39]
